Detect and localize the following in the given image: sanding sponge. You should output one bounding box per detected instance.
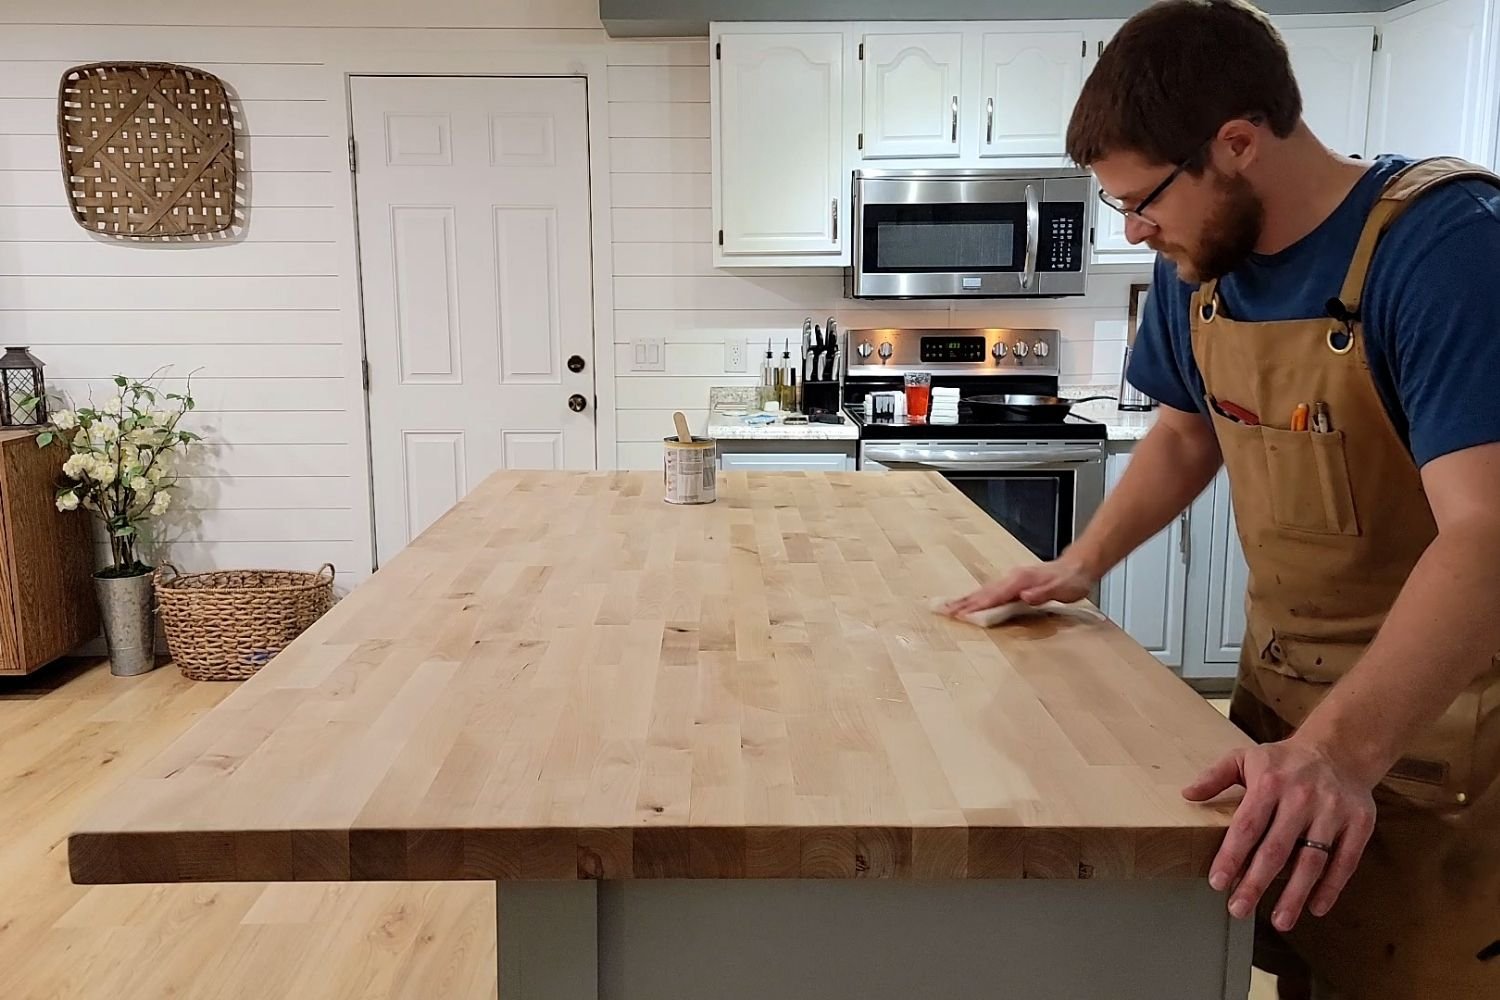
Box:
[929,597,1105,628]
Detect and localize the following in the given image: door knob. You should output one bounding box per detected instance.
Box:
[567,354,586,373]
[567,394,588,413]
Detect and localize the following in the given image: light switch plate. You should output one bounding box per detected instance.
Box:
[631,338,666,372]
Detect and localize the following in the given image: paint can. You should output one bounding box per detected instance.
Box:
[663,436,716,504]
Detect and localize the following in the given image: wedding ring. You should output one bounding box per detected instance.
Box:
[1296,837,1335,854]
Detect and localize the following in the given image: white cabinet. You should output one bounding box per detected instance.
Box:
[978,27,1090,159]
[860,31,965,159]
[712,28,847,265]
[1280,25,1375,157]
[719,451,853,472]
[1194,469,1250,672]
[1368,0,1498,166]
[1099,453,1249,688]
[1099,450,1188,669]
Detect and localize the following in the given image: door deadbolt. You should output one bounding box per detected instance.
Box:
[567,354,586,373]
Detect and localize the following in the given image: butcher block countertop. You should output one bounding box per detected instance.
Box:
[71,471,1248,886]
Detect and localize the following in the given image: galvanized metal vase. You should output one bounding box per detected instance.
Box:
[95,570,157,677]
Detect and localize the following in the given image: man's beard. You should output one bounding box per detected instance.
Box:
[1149,170,1263,284]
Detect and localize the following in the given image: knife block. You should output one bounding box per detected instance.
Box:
[801,380,843,417]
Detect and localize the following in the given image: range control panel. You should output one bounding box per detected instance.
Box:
[845,328,1061,377]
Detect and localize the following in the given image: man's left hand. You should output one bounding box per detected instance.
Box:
[1183,738,1377,932]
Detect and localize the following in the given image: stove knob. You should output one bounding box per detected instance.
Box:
[856,341,874,359]
[991,341,1008,360]
[878,342,893,360]
[1033,340,1051,359]
[1013,341,1030,359]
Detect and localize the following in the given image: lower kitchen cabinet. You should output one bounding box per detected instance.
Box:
[715,441,858,472]
[1097,448,1249,691]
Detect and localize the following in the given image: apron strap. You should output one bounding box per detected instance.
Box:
[1335,156,1500,316]
[1196,278,1221,321]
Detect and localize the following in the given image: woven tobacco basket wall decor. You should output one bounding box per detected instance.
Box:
[58,61,240,239]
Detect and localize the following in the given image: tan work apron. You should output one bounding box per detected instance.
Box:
[1190,156,1500,1000]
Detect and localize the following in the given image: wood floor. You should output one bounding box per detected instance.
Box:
[0,659,1276,999]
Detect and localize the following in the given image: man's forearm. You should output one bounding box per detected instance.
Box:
[1065,414,1222,580]
[1296,522,1500,786]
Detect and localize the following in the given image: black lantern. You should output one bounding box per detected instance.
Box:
[0,348,46,427]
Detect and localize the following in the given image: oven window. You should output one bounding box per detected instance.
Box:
[862,203,1026,274]
[943,471,1074,561]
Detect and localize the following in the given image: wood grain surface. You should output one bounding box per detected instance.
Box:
[70,471,1249,885]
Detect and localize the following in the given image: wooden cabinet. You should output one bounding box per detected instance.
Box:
[1368,0,1498,166]
[977,27,1090,160]
[1281,25,1375,158]
[1098,450,1187,669]
[859,30,965,159]
[712,28,847,265]
[0,430,99,675]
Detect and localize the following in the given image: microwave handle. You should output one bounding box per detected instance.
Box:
[1021,183,1040,290]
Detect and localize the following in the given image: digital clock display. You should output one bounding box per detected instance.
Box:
[919,337,987,363]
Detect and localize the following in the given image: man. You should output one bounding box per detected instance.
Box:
[944,2,1500,997]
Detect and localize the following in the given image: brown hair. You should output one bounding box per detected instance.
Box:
[1066,0,1302,170]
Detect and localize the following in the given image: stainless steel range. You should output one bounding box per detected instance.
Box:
[843,327,1106,562]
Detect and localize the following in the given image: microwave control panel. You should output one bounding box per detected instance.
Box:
[1039,203,1086,272]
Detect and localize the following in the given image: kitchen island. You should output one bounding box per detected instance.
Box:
[70,471,1252,1000]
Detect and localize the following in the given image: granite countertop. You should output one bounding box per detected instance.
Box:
[704,387,860,442]
[1061,386,1159,442]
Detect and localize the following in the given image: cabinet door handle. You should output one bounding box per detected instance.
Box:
[985,97,994,144]
[831,199,839,242]
[1178,511,1191,564]
[951,95,959,142]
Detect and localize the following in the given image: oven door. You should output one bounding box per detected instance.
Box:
[860,442,1105,562]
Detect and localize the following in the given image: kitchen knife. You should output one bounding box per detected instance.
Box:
[823,337,838,382]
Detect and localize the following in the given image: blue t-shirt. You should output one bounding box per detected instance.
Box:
[1127,154,1500,467]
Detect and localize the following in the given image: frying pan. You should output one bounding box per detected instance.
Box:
[965,393,1113,420]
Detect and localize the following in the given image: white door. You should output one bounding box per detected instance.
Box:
[1197,469,1250,670]
[352,76,597,565]
[1281,25,1375,157]
[978,28,1088,158]
[1099,450,1188,669]
[1368,0,1492,163]
[714,31,845,259]
[860,31,964,159]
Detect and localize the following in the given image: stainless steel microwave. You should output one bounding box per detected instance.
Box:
[848,168,1090,299]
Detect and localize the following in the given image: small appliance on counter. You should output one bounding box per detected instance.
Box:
[1117,282,1157,411]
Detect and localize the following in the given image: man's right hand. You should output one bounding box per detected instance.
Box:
[940,553,1098,617]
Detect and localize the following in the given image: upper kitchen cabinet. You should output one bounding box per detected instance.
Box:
[1280,24,1375,158]
[1367,0,1498,166]
[978,27,1091,160]
[711,27,848,266]
[859,30,965,159]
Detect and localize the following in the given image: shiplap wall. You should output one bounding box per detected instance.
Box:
[0,11,1146,583]
[607,39,1149,469]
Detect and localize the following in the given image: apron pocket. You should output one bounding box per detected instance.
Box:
[1262,426,1361,537]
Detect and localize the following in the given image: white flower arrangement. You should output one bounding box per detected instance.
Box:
[34,374,201,578]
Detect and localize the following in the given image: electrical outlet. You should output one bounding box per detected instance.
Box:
[724,338,747,373]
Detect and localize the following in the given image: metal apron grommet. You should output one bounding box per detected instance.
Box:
[1327,326,1355,355]
[1200,298,1218,323]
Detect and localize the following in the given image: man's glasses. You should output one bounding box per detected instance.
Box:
[1096,117,1262,230]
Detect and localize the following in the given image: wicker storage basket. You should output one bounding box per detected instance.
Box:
[156,563,335,681]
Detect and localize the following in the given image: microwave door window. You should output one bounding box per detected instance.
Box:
[862,203,1027,274]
